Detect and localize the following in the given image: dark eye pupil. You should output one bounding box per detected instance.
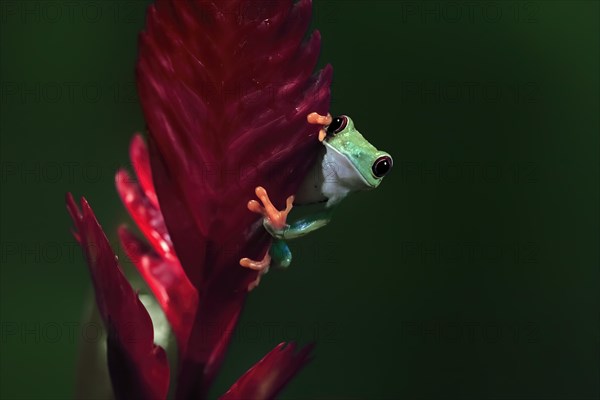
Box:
[372,156,392,178]
[326,115,347,136]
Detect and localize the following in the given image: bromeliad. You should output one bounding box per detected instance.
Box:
[66,0,390,399]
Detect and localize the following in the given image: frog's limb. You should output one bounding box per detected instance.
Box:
[240,253,270,291]
[269,239,292,268]
[266,208,334,240]
[246,185,335,240]
[247,186,294,230]
[307,112,332,142]
[240,186,333,291]
[239,186,293,291]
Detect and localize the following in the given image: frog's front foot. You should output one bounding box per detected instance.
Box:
[240,253,271,291]
[247,186,294,234]
[307,112,332,142]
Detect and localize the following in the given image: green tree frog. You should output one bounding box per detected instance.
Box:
[240,112,393,290]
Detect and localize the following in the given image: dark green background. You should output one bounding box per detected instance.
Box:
[1,1,598,399]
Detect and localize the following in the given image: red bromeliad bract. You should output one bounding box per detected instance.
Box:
[67,0,332,399]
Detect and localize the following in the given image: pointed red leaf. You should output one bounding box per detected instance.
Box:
[115,168,173,260]
[119,226,197,355]
[66,193,169,400]
[220,342,314,400]
[130,133,159,208]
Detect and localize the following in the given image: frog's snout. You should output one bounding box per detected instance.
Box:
[372,154,393,179]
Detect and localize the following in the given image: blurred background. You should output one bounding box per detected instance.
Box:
[1,0,598,398]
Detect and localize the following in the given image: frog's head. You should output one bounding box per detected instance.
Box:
[322,115,393,189]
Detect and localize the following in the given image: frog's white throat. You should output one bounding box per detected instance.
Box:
[294,143,373,207]
[320,142,372,206]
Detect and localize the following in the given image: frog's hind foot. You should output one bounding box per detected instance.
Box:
[240,253,271,291]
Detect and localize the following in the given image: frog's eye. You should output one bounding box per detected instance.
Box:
[326,115,348,136]
[372,155,393,178]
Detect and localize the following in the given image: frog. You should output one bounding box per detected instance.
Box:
[240,112,393,290]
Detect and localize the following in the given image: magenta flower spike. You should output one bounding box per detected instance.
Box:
[67,0,332,399]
